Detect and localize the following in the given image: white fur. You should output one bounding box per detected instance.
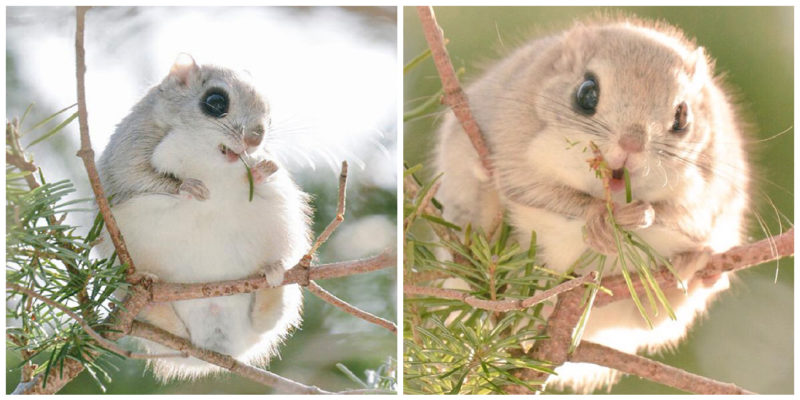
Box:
[98,126,308,379]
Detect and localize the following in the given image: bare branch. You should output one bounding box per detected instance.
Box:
[416,6,493,176]
[150,249,395,303]
[570,341,755,394]
[404,272,596,312]
[129,321,331,394]
[305,161,348,261]
[74,6,136,277]
[307,281,397,334]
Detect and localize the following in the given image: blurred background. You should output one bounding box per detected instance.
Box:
[6,6,396,394]
[404,6,792,394]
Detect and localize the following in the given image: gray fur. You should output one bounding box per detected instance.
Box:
[98,63,269,204]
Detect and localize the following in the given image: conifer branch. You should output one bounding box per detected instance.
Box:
[596,229,794,307]
[7,284,186,360]
[404,272,596,312]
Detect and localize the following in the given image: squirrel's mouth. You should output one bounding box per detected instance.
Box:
[218,144,241,163]
[609,167,625,192]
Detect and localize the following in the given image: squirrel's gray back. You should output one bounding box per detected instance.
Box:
[98,87,178,205]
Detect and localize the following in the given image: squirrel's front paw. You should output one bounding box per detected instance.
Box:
[584,200,655,255]
[179,178,210,201]
[584,204,618,255]
[250,160,279,184]
[614,200,655,230]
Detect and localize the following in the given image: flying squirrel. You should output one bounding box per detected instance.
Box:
[434,18,750,392]
[97,54,311,380]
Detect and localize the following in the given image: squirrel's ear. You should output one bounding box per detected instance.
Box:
[169,53,199,86]
[688,47,710,89]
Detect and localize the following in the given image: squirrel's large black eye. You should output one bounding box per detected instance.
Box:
[575,76,599,114]
[201,89,229,118]
[671,101,690,133]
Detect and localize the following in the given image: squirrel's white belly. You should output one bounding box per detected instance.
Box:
[111,180,295,282]
[102,172,306,359]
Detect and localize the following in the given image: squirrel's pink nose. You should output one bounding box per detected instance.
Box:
[244,124,265,148]
[619,125,646,153]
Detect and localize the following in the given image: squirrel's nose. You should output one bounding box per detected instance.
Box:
[619,124,646,153]
[244,124,265,148]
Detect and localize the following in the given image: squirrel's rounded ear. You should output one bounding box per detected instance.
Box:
[688,47,710,89]
[169,53,199,86]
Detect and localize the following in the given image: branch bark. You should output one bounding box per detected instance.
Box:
[508,285,586,393]
[129,321,331,394]
[570,341,755,394]
[304,161,348,263]
[74,6,137,277]
[150,249,395,303]
[307,281,397,333]
[416,6,493,176]
[404,272,596,312]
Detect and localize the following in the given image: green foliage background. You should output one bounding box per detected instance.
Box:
[404,6,793,394]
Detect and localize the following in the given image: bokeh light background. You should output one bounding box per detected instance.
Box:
[404,6,792,394]
[6,6,396,394]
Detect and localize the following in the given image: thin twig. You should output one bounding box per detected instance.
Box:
[417,6,493,176]
[570,341,755,394]
[596,228,794,307]
[7,284,185,360]
[129,321,331,394]
[304,161,348,261]
[6,121,41,190]
[74,6,136,277]
[403,180,440,233]
[6,151,38,173]
[150,249,395,303]
[404,273,596,312]
[307,281,397,334]
[403,174,457,243]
